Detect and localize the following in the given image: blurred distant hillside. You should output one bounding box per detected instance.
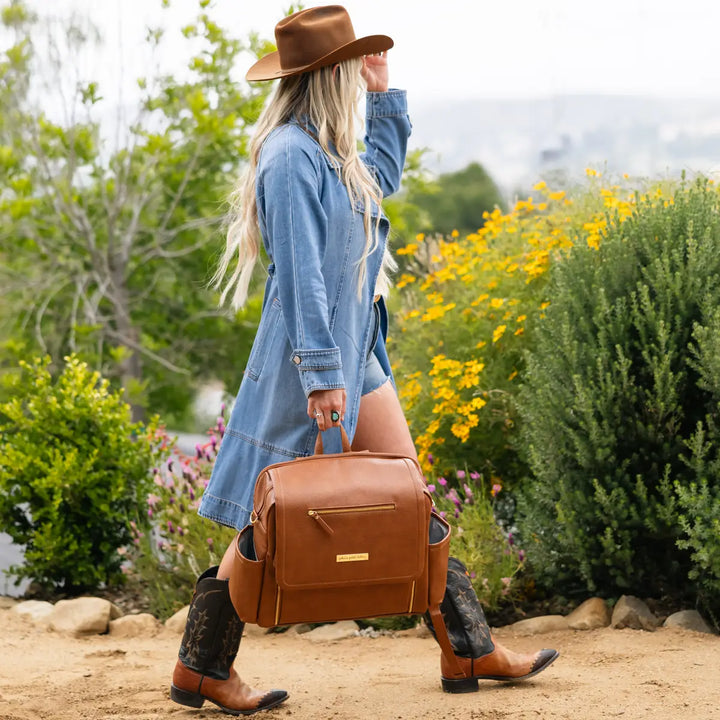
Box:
[408,95,720,193]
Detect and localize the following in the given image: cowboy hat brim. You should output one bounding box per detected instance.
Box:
[246,34,394,82]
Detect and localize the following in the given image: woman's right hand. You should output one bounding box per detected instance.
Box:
[308,388,346,431]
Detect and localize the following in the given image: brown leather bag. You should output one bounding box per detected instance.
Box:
[228,427,466,678]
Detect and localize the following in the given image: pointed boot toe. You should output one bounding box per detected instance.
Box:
[255,689,289,713]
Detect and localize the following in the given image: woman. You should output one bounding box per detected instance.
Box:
[170,5,558,716]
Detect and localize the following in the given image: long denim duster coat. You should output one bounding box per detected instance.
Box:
[199,90,411,531]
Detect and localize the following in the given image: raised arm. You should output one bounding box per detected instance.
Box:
[360,53,412,197]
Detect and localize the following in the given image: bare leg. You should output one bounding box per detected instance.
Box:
[352,379,418,459]
[218,540,234,580]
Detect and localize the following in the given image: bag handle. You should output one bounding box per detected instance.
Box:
[428,605,465,680]
[314,425,352,455]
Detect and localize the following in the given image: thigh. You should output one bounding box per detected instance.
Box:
[352,379,418,460]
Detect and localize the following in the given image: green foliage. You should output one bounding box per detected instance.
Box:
[406,162,505,235]
[124,418,235,619]
[517,180,720,606]
[0,356,159,592]
[429,471,523,611]
[0,1,268,423]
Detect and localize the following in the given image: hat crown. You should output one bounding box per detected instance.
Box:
[275,5,357,70]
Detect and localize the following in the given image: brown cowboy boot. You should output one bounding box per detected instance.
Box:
[425,557,559,693]
[170,566,288,715]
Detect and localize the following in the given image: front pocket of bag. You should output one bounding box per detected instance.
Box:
[229,526,265,623]
[245,298,282,382]
[307,503,396,534]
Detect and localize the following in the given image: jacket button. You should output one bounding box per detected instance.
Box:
[292,355,302,365]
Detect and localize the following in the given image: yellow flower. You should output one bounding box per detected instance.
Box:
[475,340,487,349]
[451,229,460,238]
[540,301,550,310]
[396,242,418,256]
[416,232,425,242]
[508,370,518,381]
[514,327,525,336]
[490,297,505,309]
[492,325,507,343]
[516,315,527,323]
[533,180,547,191]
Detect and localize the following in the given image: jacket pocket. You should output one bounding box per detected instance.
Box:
[245,297,282,381]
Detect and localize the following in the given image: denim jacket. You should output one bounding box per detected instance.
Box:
[199,90,411,530]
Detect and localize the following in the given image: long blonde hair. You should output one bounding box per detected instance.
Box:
[214,57,395,310]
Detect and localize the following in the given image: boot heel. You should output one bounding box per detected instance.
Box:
[442,675,479,694]
[170,684,205,708]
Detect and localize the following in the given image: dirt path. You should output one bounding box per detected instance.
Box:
[1,606,719,720]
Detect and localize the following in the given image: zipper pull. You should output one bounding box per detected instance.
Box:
[308,510,334,535]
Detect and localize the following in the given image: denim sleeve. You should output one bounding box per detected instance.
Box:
[260,129,345,397]
[362,89,412,197]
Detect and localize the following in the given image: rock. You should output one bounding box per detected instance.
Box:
[0,597,18,610]
[109,603,124,620]
[243,623,269,638]
[47,597,113,636]
[12,599,55,624]
[664,610,715,635]
[610,595,660,631]
[414,622,432,639]
[301,620,360,642]
[566,598,611,630]
[109,613,160,638]
[164,605,189,634]
[285,623,313,635]
[506,615,569,635]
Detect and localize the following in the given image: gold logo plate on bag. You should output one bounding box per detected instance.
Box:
[336,553,369,563]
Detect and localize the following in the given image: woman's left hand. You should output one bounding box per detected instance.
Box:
[361,52,389,93]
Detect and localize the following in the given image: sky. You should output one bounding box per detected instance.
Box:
[23,0,720,108]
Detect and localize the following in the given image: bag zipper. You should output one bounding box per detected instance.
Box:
[308,503,396,534]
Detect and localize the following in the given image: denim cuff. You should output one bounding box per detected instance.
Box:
[366,89,408,118]
[289,348,345,397]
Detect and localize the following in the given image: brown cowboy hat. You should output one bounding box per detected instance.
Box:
[246,5,393,82]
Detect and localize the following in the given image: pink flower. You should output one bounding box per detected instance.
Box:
[470,472,480,480]
[438,477,447,486]
[491,483,502,497]
[427,484,436,493]
[456,470,466,479]
[508,531,515,546]
[207,537,214,546]
[518,549,526,562]
[463,484,473,500]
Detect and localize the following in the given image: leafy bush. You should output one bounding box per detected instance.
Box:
[516,180,720,608]
[429,470,524,612]
[124,415,236,619]
[0,356,159,592]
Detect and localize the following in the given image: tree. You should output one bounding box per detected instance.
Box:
[0,0,271,422]
[406,162,505,236]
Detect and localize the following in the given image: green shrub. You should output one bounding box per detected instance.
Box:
[0,355,159,592]
[517,180,720,607]
[429,470,524,611]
